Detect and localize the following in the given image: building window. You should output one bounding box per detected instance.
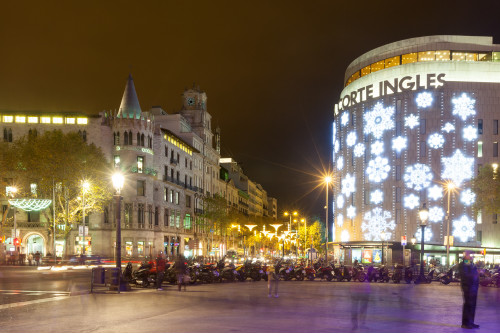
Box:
[395,165,401,181]
[137,180,145,196]
[494,142,498,158]
[114,155,120,168]
[114,132,120,145]
[3,128,13,142]
[395,187,401,203]
[27,211,40,222]
[420,119,426,135]
[395,209,401,224]
[165,146,168,157]
[477,230,482,242]
[148,205,153,229]
[154,207,159,226]
[141,134,145,147]
[494,120,499,135]
[137,241,144,255]
[176,171,180,182]
[493,214,498,224]
[164,188,168,201]
[124,203,132,228]
[420,141,426,157]
[124,131,129,145]
[148,136,152,148]
[478,141,483,157]
[478,119,483,135]
[164,208,169,226]
[184,214,191,229]
[175,192,179,205]
[186,195,191,208]
[137,156,144,173]
[176,210,181,228]
[169,189,174,203]
[137,132,140,145]
[138,204,145,229]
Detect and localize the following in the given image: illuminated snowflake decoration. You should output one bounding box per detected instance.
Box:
[346,131,357,147]
[370,189,384,205]
[341,112,349,126]
[392,136,407,152]
[405,114,419,129]
[428,185,443,201]
[339,229,349,242]
[361,207,395,241]
[366,157,391,183]
[463,125,478,142]
[415,227,433,242]
[428,133,445,149]
[460,189,476,206]
[442,122,455,133]
[416,92,433,108]
[363,102,395,139]
[404,164,433,191]
[452,93,476,121]
[337,213,344,227]
[346,205,356,219]
[341,173,356,197]
[336,156,344,170]
[428,206,445,223]
[371,141,384,156]
[452,215,476,242]
[442,149,474,187]
[334,140,340,153]
[353,143,365,157]
[404,193,420,210]
[336,194,345,209]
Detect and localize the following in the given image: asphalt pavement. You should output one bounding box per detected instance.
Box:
[0,267,499,333]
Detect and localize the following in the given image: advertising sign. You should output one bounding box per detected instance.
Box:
[401,236,407,246]
[362,249,372,264]
[372,249,382,263]
[352,249,362,263]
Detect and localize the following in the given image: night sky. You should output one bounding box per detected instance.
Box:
[1,1,499,220]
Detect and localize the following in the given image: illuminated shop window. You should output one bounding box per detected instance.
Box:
[3,116,13,123]
[384,56,400,68]
[477,141,483,158]
[41,117,51,124]
[370,60,385,73]
[52,117,63,124]
[15,116,26,123]
[66,118,76,124]
[137,156,144,173]
[114,155,120,168]
[493,52,500,62]
[418,51,435,62]
[77,118,88,125]
[478,53,489,61]
[402,53,418,64]
[435,50,450,61]
[28,117,38,123]
[361,65,371,77]
[137,241,144,255]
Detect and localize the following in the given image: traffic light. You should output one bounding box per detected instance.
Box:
[13,238,20,246]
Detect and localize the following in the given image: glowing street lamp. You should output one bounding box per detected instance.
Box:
[112,172,124,270]
[284,211,298,232]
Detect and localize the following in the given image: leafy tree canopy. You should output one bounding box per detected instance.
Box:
[473,164,500,215]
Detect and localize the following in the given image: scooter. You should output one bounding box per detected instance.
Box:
[392,264,403,283]
[352,264,367,282]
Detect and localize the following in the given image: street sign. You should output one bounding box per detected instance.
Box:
[78,225,89,236]
[401,236,407,246]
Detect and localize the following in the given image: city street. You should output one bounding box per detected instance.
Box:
[1,266,500,332]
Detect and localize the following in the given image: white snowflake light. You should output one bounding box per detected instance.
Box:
[336,156,344,170]
[460,189,476,206]
[346,205,356,219]
[337,213,344,227]
[442,122,455,133]
[340,230,350,242]
[370,189,384,205]
[452,93,476,121]
[452,215,476,242]
[334,140,340,153]
[363,102,395,139]
[336,194,345,209]
[442,149,474,187]
[371,141,384,156]
[405,114,419,129]
[392,136,407,152]
[416,92,433,108]
[404,164,433,191]
[428,206,445,223]
[463,125,478,141]
[346,131,357,147]
[415,227,433,242]
[341,173,356,197]
[341,112,349,126]
[428,185,443,201]
[428,133,445,149]
[361,207,395,241]
[354,143,365,157]
[366,157,391,183]
[404,193,420,210]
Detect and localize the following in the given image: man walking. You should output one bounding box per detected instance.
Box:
[156,252,166,291]
[458,250,480,329]
[175,255,187,291]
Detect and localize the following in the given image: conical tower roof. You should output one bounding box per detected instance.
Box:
[117,74,142,119]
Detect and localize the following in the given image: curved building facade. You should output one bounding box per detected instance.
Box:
[333,36,500,265]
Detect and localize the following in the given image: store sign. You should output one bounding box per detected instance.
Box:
[401,236,407,246]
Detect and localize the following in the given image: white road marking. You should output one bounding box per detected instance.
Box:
[0,290,69,294]
[0,296,69,310]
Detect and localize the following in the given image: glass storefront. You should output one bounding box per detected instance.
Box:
[125,241,133,257]
[74,236,91,255]
[137,241,144,256]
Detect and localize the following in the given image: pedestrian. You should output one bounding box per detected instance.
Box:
[458,250,480,329]
[34,251,40,266]
[156,252,166,291]
[28,253,33,266]
[267,260,280,298]
[175,255,187,291]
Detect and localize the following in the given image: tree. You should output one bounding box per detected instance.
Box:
[473,164,500,215]
[298,220,324,253]
[0,130,113,242]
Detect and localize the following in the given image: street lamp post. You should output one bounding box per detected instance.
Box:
[324,176,332,262]
[445,181,455,269]
[380,231,386,265]
[81,181,90,257]
[112,173,124,270]
[416,203,429,284]
[284,211,298,232]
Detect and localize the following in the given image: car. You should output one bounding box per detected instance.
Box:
[68,254,106,265]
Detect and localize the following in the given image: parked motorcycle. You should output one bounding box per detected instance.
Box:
[367,266,380,282]
[352,264,366,282]
[305,264,316,281]
[133,260,157,287]
[404,266,414,283]
[378,265,390,283]
[392,264,403,283]
[336,264,352,282]
[217,258,237,282]
[313,261,334,281]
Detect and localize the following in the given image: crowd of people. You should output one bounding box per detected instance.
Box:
[2,251,41,266]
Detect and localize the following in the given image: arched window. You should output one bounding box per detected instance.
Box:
[141,134,145,147]
[124,131,129,145]
[137,132,141,145]
[129,131,132,144]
